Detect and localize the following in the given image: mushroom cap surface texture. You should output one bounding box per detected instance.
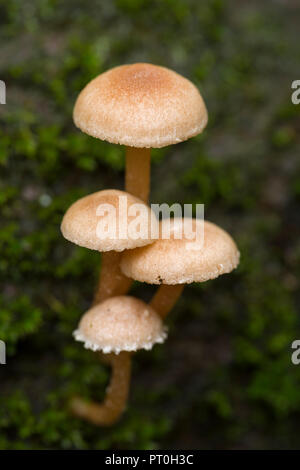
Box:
[73,63,208,148]
[61,189,158,252]
[73,296,167,354]
[121,218,240,284]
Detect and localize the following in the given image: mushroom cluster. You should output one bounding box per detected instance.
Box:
[61,63,240,425]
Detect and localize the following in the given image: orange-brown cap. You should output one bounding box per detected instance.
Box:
[73,296,167,354]
[61,189,158,252]
[73,63,208,148]
[120,218,240,284]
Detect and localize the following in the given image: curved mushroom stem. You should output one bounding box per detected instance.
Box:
[93,252,132,305]
[86,147,151,424]
[150,284,185,319]
[70,351,131,426]
[125,147,151,202]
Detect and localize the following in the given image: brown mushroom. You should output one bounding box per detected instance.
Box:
[73,63,208,203]
[65,64,210,426]
[61,189,158,303]
[121,218,240,318]
[73,64,207,304]
[71,296,166,425]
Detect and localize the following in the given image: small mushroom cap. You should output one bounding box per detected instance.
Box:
[73,63,208,148]
[61,189,158,252]
[121,218,240,284]
[73,296,167,354]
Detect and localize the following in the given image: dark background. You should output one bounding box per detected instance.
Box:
[0,0,300,450]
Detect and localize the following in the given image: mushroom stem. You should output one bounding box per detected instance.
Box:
[70,351,131,426]
[93,147,151,305]
[150,284,185,319]
[93,252,132,305]
[88,148,151,421]
[125,147,151,202]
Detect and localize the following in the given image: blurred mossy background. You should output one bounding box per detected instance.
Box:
[1,0,300,450]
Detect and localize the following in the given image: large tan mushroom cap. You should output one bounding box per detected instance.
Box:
[73,296,167,354]
[73,63,208,148]
[61,189,158,252]
[121,218,240,284]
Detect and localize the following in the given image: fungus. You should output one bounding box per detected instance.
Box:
[73,62,208,305]
[71,296,166,425]
[61,189,158,303]
[61,63,240,426]
[121,218,240,318]
[61,189,159,424]
[73,63,208,203]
